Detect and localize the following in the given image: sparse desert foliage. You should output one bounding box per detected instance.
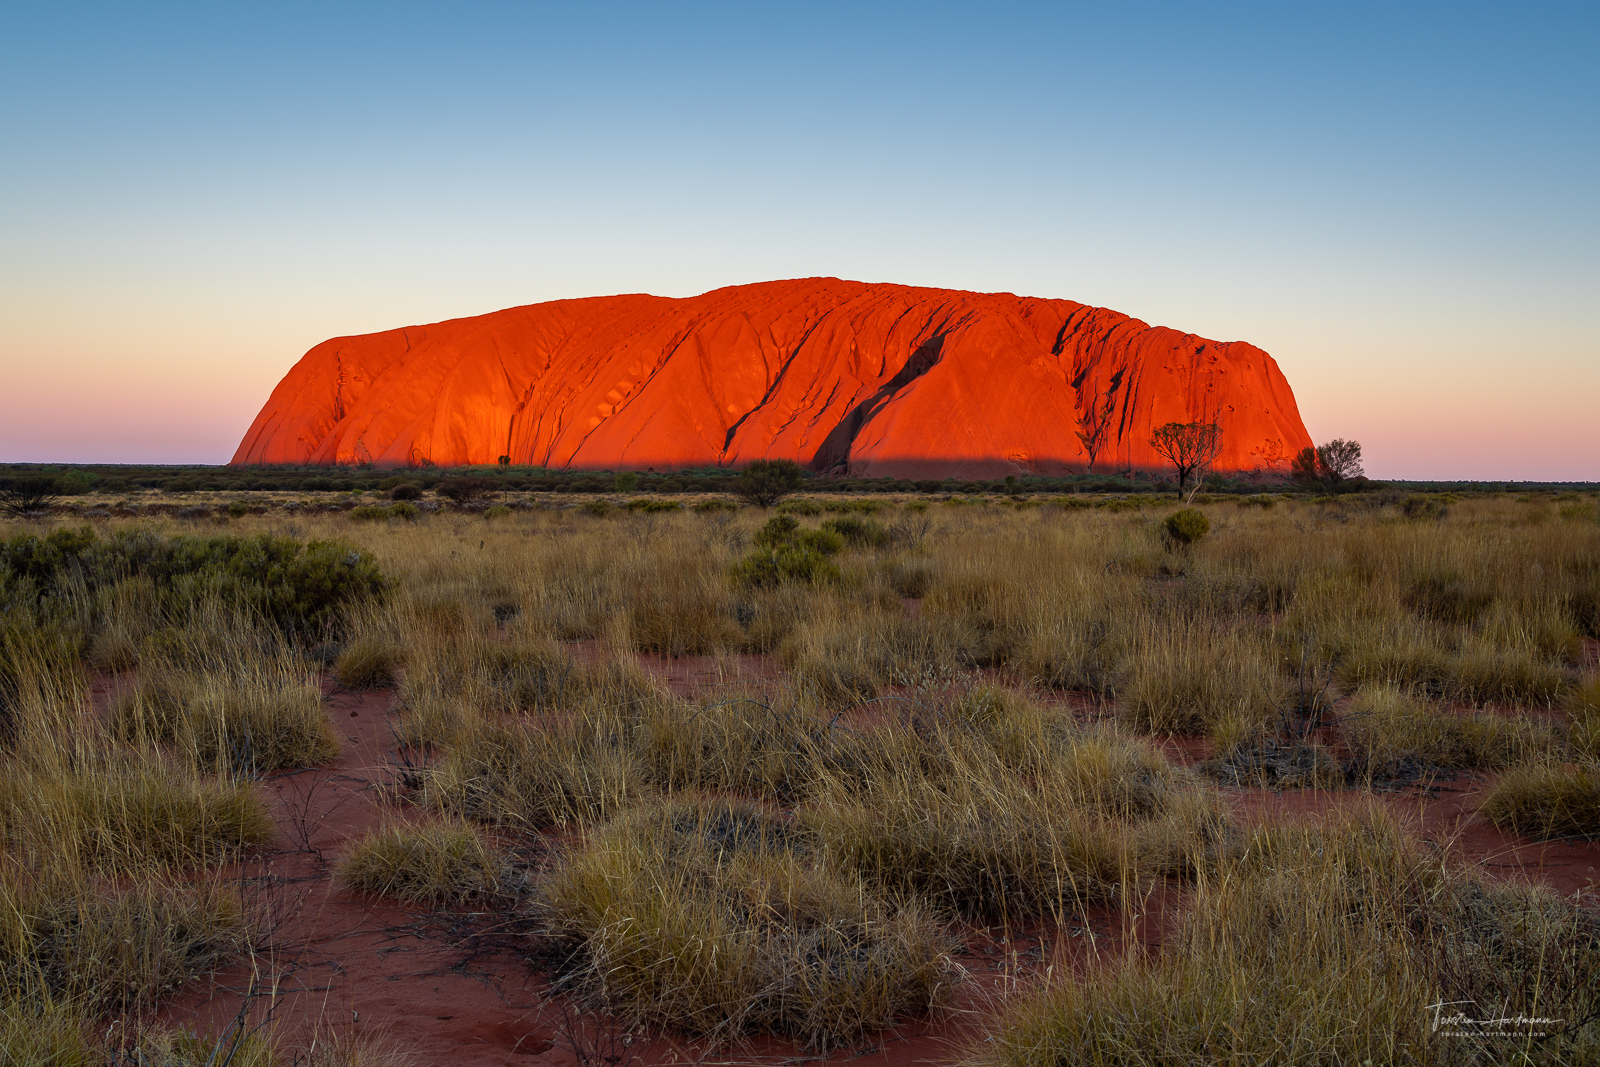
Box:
[0,485,1596,1061]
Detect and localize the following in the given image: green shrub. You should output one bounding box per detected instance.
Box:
[580,501,612,517]
[615,471,639,493]
[388,482,423,500]
[754,515,799,547]
[736,517,844,587]
[692,498,739,513]
[0,530,387,639]
[733,545,840,589]
[777,498,823,516]
[484,505,512,519]
[1163,508,1210,544]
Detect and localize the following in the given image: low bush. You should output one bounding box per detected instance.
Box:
[388,483,423,501]
[0,529,387,639]
[1162,508,1210,544]
[435,477,499,503]
[1401,494,1449,521]
[734,517,843,588]
[692,498,739,513]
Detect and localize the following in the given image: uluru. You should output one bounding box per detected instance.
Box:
[232,278,1312,478]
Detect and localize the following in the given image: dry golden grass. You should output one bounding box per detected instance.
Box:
[2,491,1596,1056]
[1343,684,1563,780]
[337,820,505,904]
[1480,763,1600,839]
[538,796,954,1052]
[0,869,255,1016]
[980,805,1600,1066]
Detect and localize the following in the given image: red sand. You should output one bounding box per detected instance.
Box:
[140,652,1596,1062]
[230,278,1312,478]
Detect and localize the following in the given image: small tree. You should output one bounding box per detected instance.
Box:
[733,459,804,508]
[1290,446,1322,486]
[1291,439,1364,488]
[615,472,639,493]
[1148,421,1223,501]
[0,476,61,517]
[1317,439,1363,484]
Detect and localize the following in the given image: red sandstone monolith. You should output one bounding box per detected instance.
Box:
[232,278,1311,477]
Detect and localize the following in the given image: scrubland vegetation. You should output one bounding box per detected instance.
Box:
[1,485,1597,1063]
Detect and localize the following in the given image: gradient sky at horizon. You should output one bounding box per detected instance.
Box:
[2,2,1595,479]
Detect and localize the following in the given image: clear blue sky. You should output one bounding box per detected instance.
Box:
[2,2,1596,477]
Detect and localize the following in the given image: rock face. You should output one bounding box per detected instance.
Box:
[232,278,1311,478]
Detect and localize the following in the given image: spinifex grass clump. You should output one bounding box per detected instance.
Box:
[803,695,1231,919]
[112,664,339,776]
[1568,677,1600,761]
[1479,763,1600,839]
[0,872,254,1016]
[0,756,273,872]
[425,711,647,830]
[337,821,506,904]
[333,635,403,689]
[0,1002,98,1066]
[1342,684,1561,781]
[980,805,1600,1066]
[539,797,953,1052]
